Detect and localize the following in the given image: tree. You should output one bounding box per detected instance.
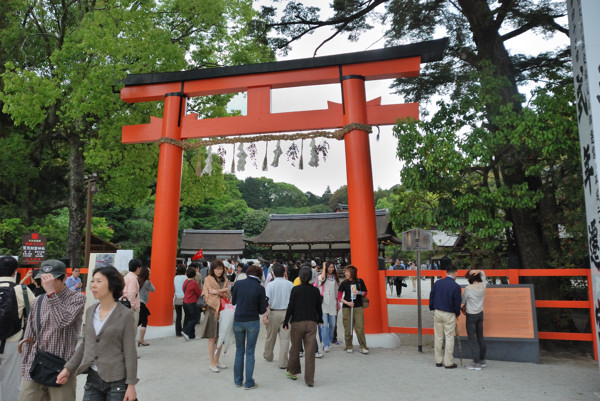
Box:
[328,185,348,211]
[1,0,273,266]
[271,182,308,208]
[259,1,577,269]
[243,209,271,237]
[238,177,276,209]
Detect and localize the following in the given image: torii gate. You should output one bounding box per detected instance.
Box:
[120,38,448,336]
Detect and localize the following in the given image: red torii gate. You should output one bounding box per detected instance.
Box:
[120,38,448,334]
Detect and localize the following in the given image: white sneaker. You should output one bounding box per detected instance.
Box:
[360,348,369,354]
[209,365,220,373]
[346,348,353,353]
[479,361,487,368]
[315,352,324,358]
[465,363,482,371]
[181,332,190,341]
[323,346,330,352]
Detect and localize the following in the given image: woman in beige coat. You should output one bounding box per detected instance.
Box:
[201,259,231,372]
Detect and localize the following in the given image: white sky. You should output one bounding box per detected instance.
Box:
[222,3,405,196]
[221,2,570,196]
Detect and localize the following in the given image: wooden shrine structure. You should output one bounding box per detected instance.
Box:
[120,38,448,333]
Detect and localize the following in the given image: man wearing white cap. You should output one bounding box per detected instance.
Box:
[18,259,86,401]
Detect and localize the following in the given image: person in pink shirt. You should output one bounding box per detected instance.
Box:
[123,259,142,327]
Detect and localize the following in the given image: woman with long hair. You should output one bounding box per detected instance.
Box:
[317,261,339,352]
[201,259,231,372]
[137,266,155,346]
[57,266,138,400]
[337,265,369,354]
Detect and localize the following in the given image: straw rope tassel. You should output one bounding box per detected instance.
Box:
[262,142,269,171]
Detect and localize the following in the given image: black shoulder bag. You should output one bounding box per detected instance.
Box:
[29,295,66,387]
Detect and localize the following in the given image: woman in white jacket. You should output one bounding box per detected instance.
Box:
[317,262,339,352]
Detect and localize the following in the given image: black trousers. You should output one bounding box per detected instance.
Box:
[183,302,200,339]
[466,312,486,363]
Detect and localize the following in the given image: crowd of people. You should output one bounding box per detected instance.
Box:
[0,253,487,400]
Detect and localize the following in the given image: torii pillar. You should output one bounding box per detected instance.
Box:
[120,39,448,339]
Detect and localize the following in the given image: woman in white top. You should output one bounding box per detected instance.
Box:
[173,264,187,337]
[317,262,340,352]
[462,269,487,370]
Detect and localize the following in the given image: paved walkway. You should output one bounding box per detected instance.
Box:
[70,277,599,400]
[75,320,599,401]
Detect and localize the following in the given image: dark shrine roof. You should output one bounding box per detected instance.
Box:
[180,230,245,255]
[122,38,449,87]
[244,210,400,246]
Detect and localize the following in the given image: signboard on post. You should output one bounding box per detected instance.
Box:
[402,228,433,251]
[21,232,47,265]
[401,228,432,352]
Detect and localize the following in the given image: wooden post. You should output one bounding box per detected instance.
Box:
[342,75,383,333]
[147,93,186,326]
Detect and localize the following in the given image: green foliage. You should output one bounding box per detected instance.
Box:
[243,209,270,237]
[392,71,583,267]
[0,218,27,255]
[328,185,348,211]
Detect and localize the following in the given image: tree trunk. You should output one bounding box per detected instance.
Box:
[66,134,86,268]
[459,0,550,269]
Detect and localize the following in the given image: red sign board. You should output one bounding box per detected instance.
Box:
[21,232,47,265]
[191,249,203,260]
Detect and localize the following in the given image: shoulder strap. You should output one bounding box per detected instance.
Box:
[35,295,45,351]
[21,285,30,318]
[183,280,189,293]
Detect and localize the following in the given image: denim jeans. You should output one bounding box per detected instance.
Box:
[233,320,260,388]
[183,302,200,339]
[83,369,127,401]
[320,313,337,347]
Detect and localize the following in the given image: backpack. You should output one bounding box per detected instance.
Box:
[0,281,30,353]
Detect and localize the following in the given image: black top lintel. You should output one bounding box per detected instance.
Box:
[122,37,449,87]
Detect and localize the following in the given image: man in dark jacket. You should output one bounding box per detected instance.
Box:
[231,265,267,390]
[429,263,461,369]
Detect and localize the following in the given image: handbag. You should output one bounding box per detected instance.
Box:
[120,297,132,309]
[29,296,65,387]
[173,296,184,306]
[219,297,230,312]
[359,279,369,308]
[196,295,207,311]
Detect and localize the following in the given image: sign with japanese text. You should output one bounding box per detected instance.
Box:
[21,232,47,265]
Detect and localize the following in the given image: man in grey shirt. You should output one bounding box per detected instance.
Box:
[262,264,294,368]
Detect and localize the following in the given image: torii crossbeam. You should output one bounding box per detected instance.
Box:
[120,38,448,335]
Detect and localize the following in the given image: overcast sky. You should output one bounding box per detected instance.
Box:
[222,3,405,196]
